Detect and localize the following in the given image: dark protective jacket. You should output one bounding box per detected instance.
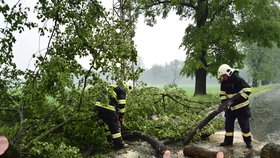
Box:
[95,85,127,148]
[220,71,252,117]
[95,85,127,114]
[109,85,127,114]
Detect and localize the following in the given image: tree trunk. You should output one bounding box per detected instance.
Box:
[183,144,224,158]
[183,108,222,145]
[123,131,170,158]
[194,68,207,96]
[252,78,258,87]
[261,142,280,158]
[261,80,270,86]
[194,0,208,96]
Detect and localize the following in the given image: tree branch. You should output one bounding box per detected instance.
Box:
[183,108,222,145]
[77,66,93,112]
[154,93,211,108]
[25,119,71,149]
[209,0,234,22]
[139,0,197,11]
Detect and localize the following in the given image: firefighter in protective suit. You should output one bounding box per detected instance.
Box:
[95,81,132,149]
[218,64,252,149]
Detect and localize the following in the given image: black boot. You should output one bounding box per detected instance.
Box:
[220,141,233,146]
[246,143,252,149]
[114,142,128,150]
[220,136,233,147]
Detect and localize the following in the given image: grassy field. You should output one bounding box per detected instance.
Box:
[154,84,277,103]
[178,83,278,99]
[156,84,279,100]
[250,84,278,97]
[178,84,220,96]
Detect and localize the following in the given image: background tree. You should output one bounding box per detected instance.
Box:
[245,43,280,87]
[139,59,221,86]
[135,0,280,95]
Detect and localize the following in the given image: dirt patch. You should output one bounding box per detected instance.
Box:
[105,131,264,158]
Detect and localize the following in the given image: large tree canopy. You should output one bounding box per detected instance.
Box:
[136,0,280,95]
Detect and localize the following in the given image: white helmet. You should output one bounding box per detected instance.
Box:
[217,64,237,78]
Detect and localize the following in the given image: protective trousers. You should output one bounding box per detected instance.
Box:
[224,113,252,146]
[95,106,124,148]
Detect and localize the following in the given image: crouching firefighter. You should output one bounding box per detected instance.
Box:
[218,64,253,149]
[95,82,131,149]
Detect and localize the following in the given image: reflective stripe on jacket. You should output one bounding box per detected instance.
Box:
[220,72,251,111]
[95,102,116,111]
[96,85,127,113]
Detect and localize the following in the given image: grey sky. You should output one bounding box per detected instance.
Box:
[134,13,187,68]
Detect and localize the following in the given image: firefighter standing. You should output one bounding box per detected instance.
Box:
[95,82,132,149]
[218,64,252,149]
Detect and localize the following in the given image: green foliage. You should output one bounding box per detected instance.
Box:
[31,141,81,158]
[34,0,141,82]
[125,84,221,141]
[0,0,141,157]
[244,43,280,85]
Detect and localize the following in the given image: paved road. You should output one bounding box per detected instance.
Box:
[250,86,280,143]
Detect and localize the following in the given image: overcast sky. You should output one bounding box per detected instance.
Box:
[11,0,188,70]
[134,14,187,68]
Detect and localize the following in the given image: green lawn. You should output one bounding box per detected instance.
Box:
[178,84,220,96]
[153,84,277,103]
[178,83,278,97]
[250,84,278,97]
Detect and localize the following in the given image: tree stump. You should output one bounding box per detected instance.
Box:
[183,144,224,158]
[261,142,280,158]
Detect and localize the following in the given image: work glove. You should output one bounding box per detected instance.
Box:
[218,99,234,111]
[118,114,125,126]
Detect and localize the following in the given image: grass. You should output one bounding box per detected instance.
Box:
[176,83,278,103]
[250,84,279,97]
[153,83,277,103]
[179,83,278,97]
[178,84,220,96]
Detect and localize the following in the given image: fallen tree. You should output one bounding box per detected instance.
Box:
[183,106,223,145]
[123,130,171,158]
[183,144,224,158]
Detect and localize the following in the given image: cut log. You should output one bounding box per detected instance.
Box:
[0,136,20,158]
[0,136,9,156]
[183,108,222,145]
[123,130,170,158]
[183,144,224,158]
[261,142,280,158]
